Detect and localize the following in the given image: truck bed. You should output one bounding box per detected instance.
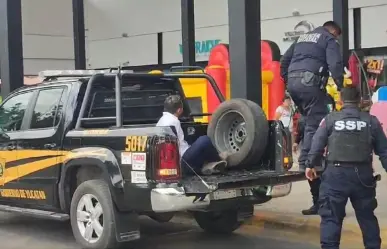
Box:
[181,169,305,193]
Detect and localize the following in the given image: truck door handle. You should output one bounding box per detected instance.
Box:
[7,144,16,150]
[44,143,56,149]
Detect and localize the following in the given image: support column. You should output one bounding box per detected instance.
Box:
[73,0,86,69]
[228,0,262,105]
[181,0,195,66]
[0,0,24,98]
[353,8,361,50]
[333,0,349,67]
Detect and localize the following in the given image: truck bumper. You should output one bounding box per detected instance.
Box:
[150,182,293,213]
[150,187,208,212]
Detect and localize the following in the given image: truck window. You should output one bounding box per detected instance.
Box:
[29,88,66,129]
[0,91,34,132]
[89,88,172,123]
[83,77,186,126]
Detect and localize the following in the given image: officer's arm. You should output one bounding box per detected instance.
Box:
[326,38,344,90]
[371,116,387,171]
[280,42,296,82]
[306,117,330,168]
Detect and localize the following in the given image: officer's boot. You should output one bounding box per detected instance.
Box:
[301,197,319,215]
[301,178,321,215]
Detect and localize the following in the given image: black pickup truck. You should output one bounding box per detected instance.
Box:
[0,69,304,249]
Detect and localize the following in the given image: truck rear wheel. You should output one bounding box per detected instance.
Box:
[193,209,243,234]
[70,179,118,249]
[207,98,269,166]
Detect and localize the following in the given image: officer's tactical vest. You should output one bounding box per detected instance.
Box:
[326,111,372,163]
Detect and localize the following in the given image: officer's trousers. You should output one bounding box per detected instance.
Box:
[287,74,330,167]
[319,165,381,249]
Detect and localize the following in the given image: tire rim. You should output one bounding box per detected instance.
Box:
[214,110,247,153]
[76,194,104,244]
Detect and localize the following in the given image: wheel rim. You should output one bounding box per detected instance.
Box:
[214,110,247,153]
[76,194,104,244]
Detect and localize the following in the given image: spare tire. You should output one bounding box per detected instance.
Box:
[207,98,269,167]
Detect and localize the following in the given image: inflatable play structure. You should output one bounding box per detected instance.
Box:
[156,41,284,123]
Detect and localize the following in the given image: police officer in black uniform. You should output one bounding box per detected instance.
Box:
[280,21,344,214]
[306,86,387,249]
[300,95,336,215]
[294,113,322,215]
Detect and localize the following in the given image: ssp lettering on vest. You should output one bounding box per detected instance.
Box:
[334,120,367,131]
[327,112,372,163]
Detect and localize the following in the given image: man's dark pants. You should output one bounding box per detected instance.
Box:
[319,165,381,249]
[181,135,221,175]
[287,72,329,206]
[287,73,330,167]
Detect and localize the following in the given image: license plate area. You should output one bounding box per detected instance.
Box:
[210,189,238,200]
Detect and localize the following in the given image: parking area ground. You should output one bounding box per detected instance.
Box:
[0,212,322,249]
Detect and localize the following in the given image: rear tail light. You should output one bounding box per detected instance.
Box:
[156,142,181,181]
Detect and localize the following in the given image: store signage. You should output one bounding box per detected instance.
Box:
[179,39,221,55]
[283,21,315,42]
[365,59,384,74]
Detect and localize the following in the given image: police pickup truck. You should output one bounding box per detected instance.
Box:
[0,69,304,249]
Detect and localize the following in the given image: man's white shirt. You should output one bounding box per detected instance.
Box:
[156,112,190,157]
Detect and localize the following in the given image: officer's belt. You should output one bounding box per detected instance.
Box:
[288,72,308,78]
[288,71,323,87]
[287,71,322,78]
[327,161,372,167]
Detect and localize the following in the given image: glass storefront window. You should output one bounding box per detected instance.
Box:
[364,56,387,89]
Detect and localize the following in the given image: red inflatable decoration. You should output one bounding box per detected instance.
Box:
[206,41,284,120]
[206,65,227,122]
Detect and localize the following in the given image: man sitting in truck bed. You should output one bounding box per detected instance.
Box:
[156,95,229,175]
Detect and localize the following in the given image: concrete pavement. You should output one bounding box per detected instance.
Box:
[0,212,321,249]
[253,154,387,245]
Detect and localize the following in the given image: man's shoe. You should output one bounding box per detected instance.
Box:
[219,152,229,160]
[219,152,234,165]
[201,161,227,175]
[301,204,319,215]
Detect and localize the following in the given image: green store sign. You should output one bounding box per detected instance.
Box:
[179,39,221,55]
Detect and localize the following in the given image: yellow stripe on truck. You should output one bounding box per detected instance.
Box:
[0,150,60,162]
[1,149,109,185]
[3,156,66,184]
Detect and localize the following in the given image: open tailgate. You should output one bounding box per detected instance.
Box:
[181,170,306,194]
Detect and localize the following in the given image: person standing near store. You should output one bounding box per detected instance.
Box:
[280,21,344,214]
[305,86,387,249]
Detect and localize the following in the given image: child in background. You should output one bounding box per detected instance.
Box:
[275,95,293,134]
